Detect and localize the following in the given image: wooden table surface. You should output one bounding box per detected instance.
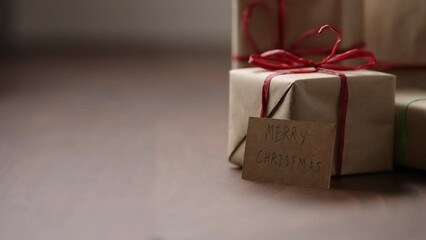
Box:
[1,52,425,240]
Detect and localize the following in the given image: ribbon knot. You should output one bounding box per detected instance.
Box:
[250,25,377,176]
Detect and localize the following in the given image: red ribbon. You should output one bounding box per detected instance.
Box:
[232,0,365,63]
[249,25,376,176]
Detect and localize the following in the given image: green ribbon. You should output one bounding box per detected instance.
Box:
[399,98,426,163]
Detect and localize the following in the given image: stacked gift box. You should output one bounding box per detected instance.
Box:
[394,89,426,170]
[365,0,426,170]
[228,0,426,175]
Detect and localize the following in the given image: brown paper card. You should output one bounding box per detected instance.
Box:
[242,117,336,189]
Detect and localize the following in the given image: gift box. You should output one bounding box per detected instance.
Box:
[231,0,364,68]
[228,68,396,175]
[394,88,426,170]
[365,0,426,64]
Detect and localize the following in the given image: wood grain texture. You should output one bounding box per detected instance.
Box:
[0,52,425,240]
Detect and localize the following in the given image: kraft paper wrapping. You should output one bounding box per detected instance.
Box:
[231,0,364,68]
[228,68,396,176]
[395,89,426,170]
[365,0,426,64]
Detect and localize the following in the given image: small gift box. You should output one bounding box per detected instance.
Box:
[365,0,426,64]
[228,25,396,176]
[231,0,364,68]
[394,89,426,170]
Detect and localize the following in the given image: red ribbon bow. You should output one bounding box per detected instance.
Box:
[249,25,376,71]
[233,0,366,63]
[249,25,377,176]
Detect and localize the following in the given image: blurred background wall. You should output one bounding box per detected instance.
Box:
[0,0,231,52]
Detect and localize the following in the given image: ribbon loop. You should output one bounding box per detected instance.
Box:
[249,49,313,71]
[317,25,341,64]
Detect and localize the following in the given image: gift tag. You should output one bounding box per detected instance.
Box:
[242,117,336,189]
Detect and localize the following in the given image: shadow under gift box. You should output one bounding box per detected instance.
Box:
[395,88,426,170]
[228,68,396,176]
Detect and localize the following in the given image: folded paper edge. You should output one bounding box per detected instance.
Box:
[228,82,296,165]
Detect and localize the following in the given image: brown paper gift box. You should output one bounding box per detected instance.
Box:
[395,88,426,170]
[228,68,396,175]
[231,0,364,68]
[365,0,426,64]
